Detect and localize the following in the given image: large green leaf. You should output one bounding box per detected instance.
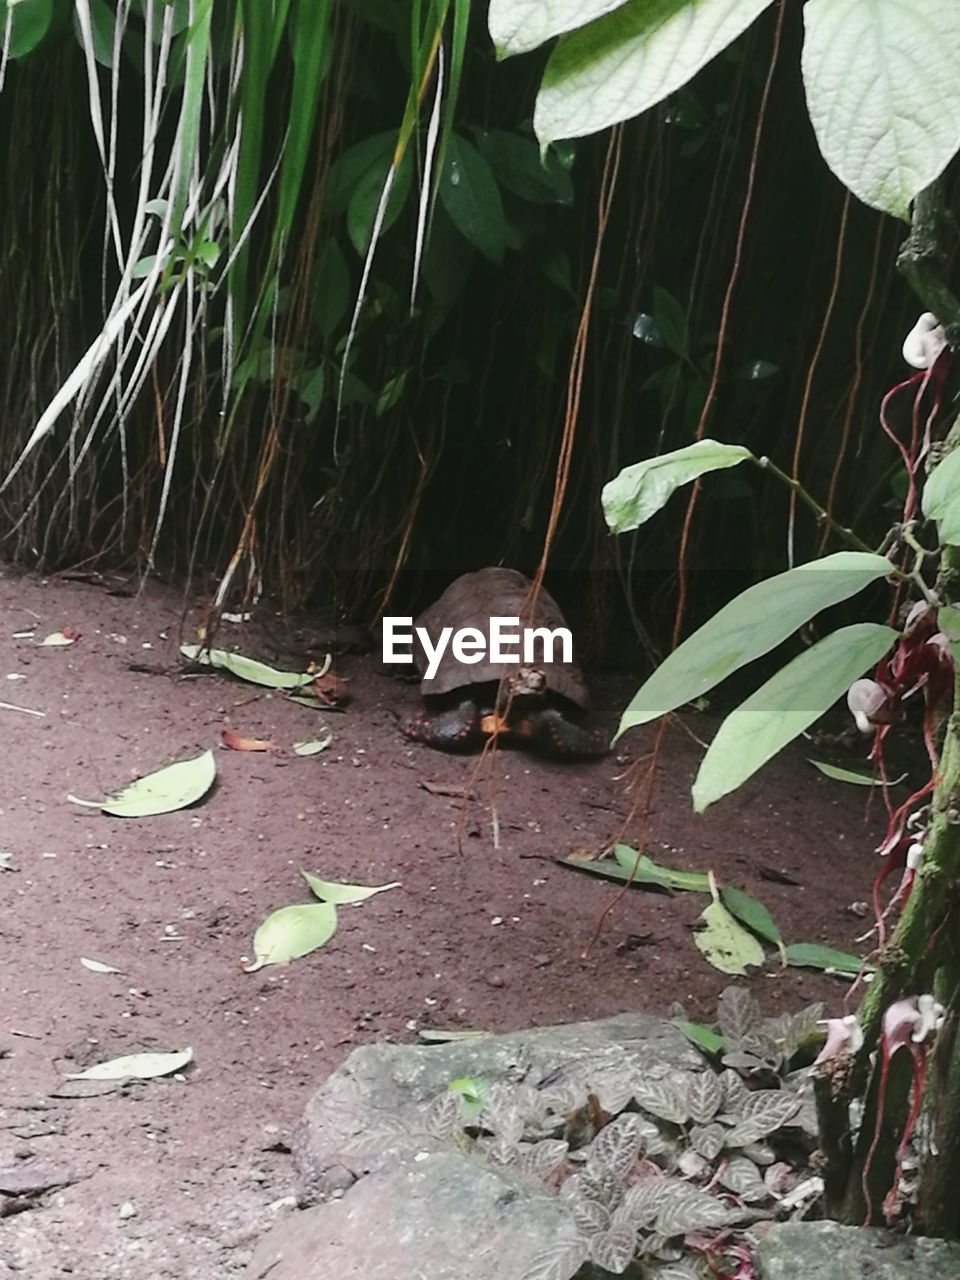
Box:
[921,446,960,545]
[475,129,574,205]
[603,439,754,534]
[802,0,960,220]
[534,0,776,147]
[616,552,893,738]
[1,0,54,59]
[692,623,898,812]
[489,0,626,58]
[438,135,507,265]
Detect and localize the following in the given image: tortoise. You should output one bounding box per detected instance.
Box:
[401,567,609,759]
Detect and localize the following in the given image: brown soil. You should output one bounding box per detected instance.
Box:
[0,567,884,1278]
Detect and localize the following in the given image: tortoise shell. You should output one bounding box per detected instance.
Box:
[412,567,590,709]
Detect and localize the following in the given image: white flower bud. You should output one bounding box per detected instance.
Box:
[902,312,947,370]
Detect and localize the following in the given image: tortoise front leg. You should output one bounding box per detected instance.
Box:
[402,699,485,752]
[525,707,610,760]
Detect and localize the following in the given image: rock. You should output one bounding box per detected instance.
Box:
[756,1221,960,1280]
[242,1150,583,1280]
[294,1011,700,1204]
[242,1014,699,1277]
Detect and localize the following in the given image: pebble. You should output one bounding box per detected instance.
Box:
[118,1200,137,1220]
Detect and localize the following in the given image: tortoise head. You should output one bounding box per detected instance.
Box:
[502,666,547,704]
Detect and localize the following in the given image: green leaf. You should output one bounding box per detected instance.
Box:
[313,239,350,340]
[802,0,960,220]
[99,749,216,818]
[672,1018,725,1057]
[489,0,625,57]
[74,0,116,68]
[720,884,785,961]
[652,286,688,358]
[2,0,53,58]
[785,942,866,977]
[534,0,776,147]
[325,133,397,213]
[293,732,333,756]
[180,643,315,690]
[613,844,710,891]
[809,759,880,786]
[475,129,574,204]
[615,552,893,738]
[244,902,338,970]
[291,366,325,422]
[65,1047,193,1081]
[921,447,960,545]
[694,876,765,975]
[448,1074,489,1119]
[603,439,753,534]
[301,870,400,904]
[693,623,898,812]
[346,145,413,255]
[438,135,507,265]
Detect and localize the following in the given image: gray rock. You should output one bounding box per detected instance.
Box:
[294,1012,700,1204]
[241,1014,699,1278]
[242,1149,584,1280]
[756,1221,960,1280]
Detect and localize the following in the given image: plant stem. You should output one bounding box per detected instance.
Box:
[897,180,960,346]
[754,455,876,553]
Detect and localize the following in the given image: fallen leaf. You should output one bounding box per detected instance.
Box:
[809,759,906,786]
[720,884,786,962]
[243,902,338,971]
[80,957,123,974]
[310,670,348,705]
[221,728,276,752]
[417,1028,489,1043]
[91,749,217,817]
[64,1047,193,1081]
[301,870,400,904]
[180,644,315,690]
[293,731,333,756]
[39,629,80,647]
[694,873,765,975]
[785,942,867,977]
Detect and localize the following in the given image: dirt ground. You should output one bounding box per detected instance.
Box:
[0,566,886,1278]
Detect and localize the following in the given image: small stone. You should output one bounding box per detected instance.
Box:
[118,1200,137,1220]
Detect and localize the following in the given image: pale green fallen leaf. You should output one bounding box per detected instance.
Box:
[293,731,333,756]
[95,749,216,818]
[301,870,400,905]
[39,630,78,647]
[180,643,317,690]
[80,957,123,974]
[244,902,338,971]
[720,884,786,963]
[808,759,906,787]
[786,941,867,977]
[65,1046,193,1081]
[694,873,765,976]
[612,844,710,892]
[418,1028,489,1043]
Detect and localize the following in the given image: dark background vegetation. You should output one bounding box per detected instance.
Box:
[0,2,945,654]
